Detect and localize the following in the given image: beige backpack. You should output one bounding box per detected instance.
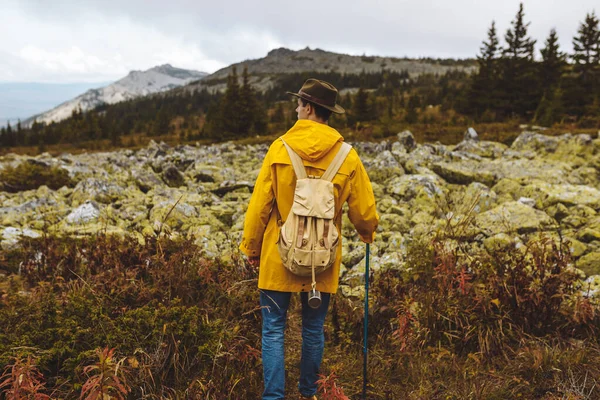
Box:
[277,138,352,289]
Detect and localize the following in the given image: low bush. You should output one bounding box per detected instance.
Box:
[0,161,75,192]
[0,227,599,399]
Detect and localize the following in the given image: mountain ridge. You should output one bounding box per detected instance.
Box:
[24,65,208,126]
[187,46,477,93]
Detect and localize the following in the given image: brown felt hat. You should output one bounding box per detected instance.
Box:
[287,79,345,114]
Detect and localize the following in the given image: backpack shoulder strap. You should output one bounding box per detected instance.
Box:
[280,138,307,179]
[321,142,352,182]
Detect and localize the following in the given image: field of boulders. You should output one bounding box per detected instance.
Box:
[2,128,599,294]
[2,129,600,398]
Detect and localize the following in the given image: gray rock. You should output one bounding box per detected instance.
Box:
[1,227,42,249]
[397,130,416,152]
[161,165,186,188]
[475,201,556,236]
[65,201,101,224]
[464,127,479,141]
[71,178,125,206]
[517,197,536,207]
[511,131,559,153]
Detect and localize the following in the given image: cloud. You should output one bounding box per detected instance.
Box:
[2,0,599,82]
[0,4,224,82]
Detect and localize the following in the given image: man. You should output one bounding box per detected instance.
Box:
[240,79,378,400]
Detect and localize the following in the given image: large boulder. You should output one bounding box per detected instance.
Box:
[519,182,600,210]
[453,140,507,159]
[511,132,595,165]
[475,201,556,236]
[387,174,446,201]
[70,178,128,206]
[576,252,600,277]
[432,161,496,186]
[449,182,498,214]
[130,168,164,193]
[0,227,41,249]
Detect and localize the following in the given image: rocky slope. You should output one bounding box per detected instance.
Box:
[1,129,599,295]
[186,47,477,93]
[24,65,207,126]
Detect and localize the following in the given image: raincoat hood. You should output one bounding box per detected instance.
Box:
[280,119,343,162]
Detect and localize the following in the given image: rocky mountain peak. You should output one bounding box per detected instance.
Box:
[25,65,208,126]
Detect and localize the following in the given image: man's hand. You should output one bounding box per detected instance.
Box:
[248,256,260,267]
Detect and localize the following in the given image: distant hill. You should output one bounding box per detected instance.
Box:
[2,47,482,151]
[0,82,109,127]
[187,47,478,93]
[24,65,208,126]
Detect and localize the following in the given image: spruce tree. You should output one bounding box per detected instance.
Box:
[503,3,536,60]
[221,67,242,137]
[353,87,372,122]
[404,94,420,124]
[239,66,255,136]
[252,98,269,135]
[533,87,565,126]
[540,28,566,90]
[498,2,540,117]
[469,21,501,117]
[565,12,600,117]
[271,102,285,123]
[572,12,600,73]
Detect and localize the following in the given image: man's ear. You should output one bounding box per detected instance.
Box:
[306,102,312,115]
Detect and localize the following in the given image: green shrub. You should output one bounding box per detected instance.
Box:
[1,230,600,399]
[0,161,75,192]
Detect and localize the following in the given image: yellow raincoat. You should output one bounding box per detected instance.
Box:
[239,120,379,294]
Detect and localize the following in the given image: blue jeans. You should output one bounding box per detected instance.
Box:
[260,289,331,400]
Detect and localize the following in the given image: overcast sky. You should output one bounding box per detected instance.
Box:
[1,0,597,83]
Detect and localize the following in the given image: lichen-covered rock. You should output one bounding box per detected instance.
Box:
[65,200,101,224]
[161,164,186,188]
[378,213,410,233]
[364,150,405,182]
[483,233,519,253]
[566,237,588,258]
[449,182,498,215]
[475,201,556,236]
[70,178,127,206]
[511,131,559,153]
[432,161,496,186]
[2,130,600,296]
[452,140,507,159]
[512,132,596,165]
[491,178,522,202]
[387,174,446,201]
[577,228,600,243]
[519,182,600,210]
[342,247,365,269]
[0,227,41,249]
[464,127,479,141]
[131,168,164,193]
[576,252,600,277]
[187,164,223,184]
[545,203,570,221]
[397,130,416,152]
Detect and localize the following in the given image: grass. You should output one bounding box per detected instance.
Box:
[0,214,599,399]
[2,117,598,159]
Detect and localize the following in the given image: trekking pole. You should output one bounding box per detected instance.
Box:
[362,243,370,399]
